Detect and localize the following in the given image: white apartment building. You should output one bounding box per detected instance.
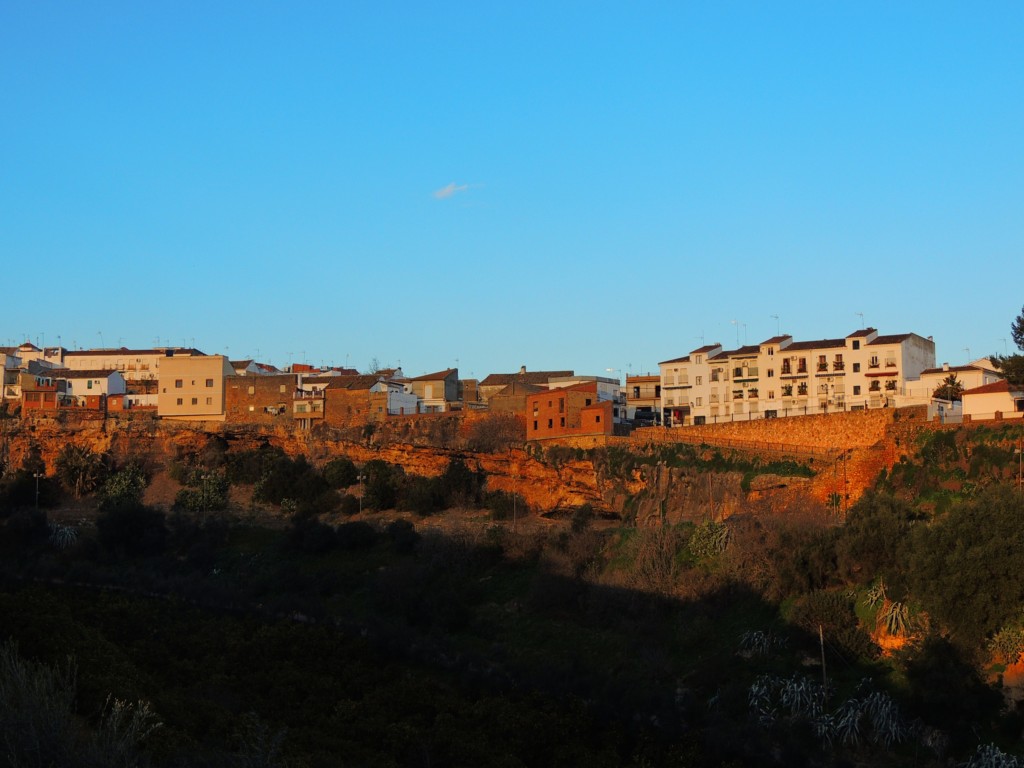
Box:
[64,347,204,382]
[659,329,936,426]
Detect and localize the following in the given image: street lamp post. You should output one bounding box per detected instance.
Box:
[1015,440,1022,496]
[33,472,43,509]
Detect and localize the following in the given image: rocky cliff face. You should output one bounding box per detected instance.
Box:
[2,410,901,522]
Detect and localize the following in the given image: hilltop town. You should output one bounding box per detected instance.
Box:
[3,325,1022,437]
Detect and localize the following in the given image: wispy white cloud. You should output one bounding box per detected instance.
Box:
[432,182,470,200]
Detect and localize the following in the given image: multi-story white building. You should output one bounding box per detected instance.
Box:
[64,347,203,383]
[659,329,936,426]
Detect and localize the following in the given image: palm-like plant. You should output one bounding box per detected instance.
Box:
[933,373,965,402]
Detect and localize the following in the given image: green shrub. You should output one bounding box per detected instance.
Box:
[99,464,147,511]
[323,457,359,489]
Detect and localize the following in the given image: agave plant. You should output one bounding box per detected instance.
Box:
[881,601,911,636]
[48,523,79,551]
[989,625,1024,665]
[962,743,1021,768]
[738,630,787,657]
[864,580,887,608]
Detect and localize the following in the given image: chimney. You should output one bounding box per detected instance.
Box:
[519,365,527,375]
[942,362,949,371]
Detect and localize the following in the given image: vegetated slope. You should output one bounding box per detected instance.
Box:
[4,416,1024,766]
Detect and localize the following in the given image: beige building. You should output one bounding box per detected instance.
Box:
[158,355,233,421]
[659,328,936,426]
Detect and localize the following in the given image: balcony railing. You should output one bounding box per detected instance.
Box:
[833,361,845,371]
[817,363,828,372]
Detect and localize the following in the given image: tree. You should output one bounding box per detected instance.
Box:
[55,444,107,498]
[993,304,1024,385]
[465,412,525,452]
[932,373,964,402]
[99,464,147,510]
[323,457,358,489]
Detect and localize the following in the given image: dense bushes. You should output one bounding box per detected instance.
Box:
[908,485,1024,642]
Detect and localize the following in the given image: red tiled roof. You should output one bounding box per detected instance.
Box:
[67,347,205,357]
[326,375,387,391]
[783,338,847,351]
[480,370,573,386]
[964,380,1022,396]
[409,368,457,382]
[47,369,120,379]
[847,328,878,338]
[868,334,913,346]
[691,344,723,354]
[658,355,689,365]
[919,365,986,376]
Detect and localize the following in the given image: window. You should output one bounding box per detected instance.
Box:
[852,340,860,350]
[279,384,286,393]
[191,397,198,405]
[547,419,553,428]
[558,398,564,413]
[768,391,775,400]
[595,414,601,423]
[87,380,93,389]
[695,397,702,406]
[560,417,565,427]
[696,376,702,385]
[767,369,774,378]
[247,385,255,395]
[853,385,861,395]
[205,378,214,387]
[654,385,661,397]
[533,420,538,430]
[585,398,592,406]
[176,398,183,406]
[632,386,640,398]
[175,379,183,388]
[853,363,860,373]
[767,348,774,356]
[206,397,212,405]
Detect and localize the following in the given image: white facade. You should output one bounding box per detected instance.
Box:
[370,379,419,416]
[64,347,202,382]
[659,329,937,426]
[59,370,128,402]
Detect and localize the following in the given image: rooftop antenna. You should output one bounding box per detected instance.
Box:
[97,331,104,348]
[741,323,748,344]
[696,332,705,346]
[771,314,780,336]
[1001,338,1008,355]
[855,312,865,329]
[964,347,971,362]
[730,320,739,346]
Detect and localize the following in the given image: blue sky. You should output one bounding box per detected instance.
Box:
[3,3,1021,379]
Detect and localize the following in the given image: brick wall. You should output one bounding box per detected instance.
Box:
[323,388,389,428]
[225,374,296,425]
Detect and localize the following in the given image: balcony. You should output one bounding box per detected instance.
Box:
[868,362,880,369]
[817,362,829,372]
[833,361,845,371]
